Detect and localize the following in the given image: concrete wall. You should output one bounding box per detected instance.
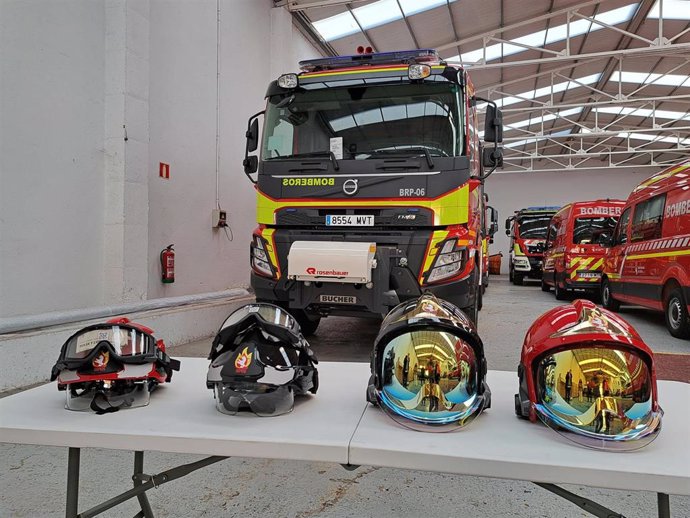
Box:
[484,167,653,258]
[1,1,320,319]
[1,1,106,317]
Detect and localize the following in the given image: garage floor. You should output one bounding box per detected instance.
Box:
[2,275,688,517]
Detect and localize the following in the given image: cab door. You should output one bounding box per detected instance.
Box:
[542,217,558,286]
[606,207,631,298]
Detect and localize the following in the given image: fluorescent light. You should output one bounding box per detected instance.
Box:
[312,0,457,42]
[312,11,360,41]
[505,108,583,131]
[448,4,638,64]
[648,0,690,20]
[610,71,690,88]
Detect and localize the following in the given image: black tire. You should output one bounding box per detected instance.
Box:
[509,266,514,283]
[665,286,690,339]
[292,309,321,336]
[512,273,524,286]
[601,278,620,311]
[541,279,550,292]
[477,285,484,311]
[554,280,568,301]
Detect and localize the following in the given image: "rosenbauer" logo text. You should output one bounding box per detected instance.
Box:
[306,267,349,276]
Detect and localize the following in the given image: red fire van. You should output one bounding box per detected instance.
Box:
[542,199,625,300]
[600,161,690,338]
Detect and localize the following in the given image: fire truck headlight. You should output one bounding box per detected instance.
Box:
[408,64,431,80]
[251,236,276,278]
[278,73,298,89]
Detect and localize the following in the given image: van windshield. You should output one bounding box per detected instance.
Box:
[573,217,618,244]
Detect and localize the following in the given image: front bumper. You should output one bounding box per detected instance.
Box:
[513,256,544,278]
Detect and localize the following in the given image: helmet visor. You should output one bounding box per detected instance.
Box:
[534,346,662,451]
[375,330,487,432]
[65,381,150,412]
[213,383,295,417]
[64,326,154,359]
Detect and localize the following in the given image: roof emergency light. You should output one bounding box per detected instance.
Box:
[408,64,431,80]
[277,73,298,89]
[299,49,439,72]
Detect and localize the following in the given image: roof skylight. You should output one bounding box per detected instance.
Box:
[616,131,690,144]
[648,0,690,20]
[447,3,638,64]
[312,0,457,42]
[596,106,690,121]
[610,71,690,88]
[504,129,572,148]
[495,73,602,108]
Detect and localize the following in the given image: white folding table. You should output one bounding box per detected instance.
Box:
[1,359,688,518]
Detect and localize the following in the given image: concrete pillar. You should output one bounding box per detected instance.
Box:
[103,0,150,303]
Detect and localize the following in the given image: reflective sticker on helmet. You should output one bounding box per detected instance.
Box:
[76,329,112,353]
[234,346,253,373]
[92,351,110,371]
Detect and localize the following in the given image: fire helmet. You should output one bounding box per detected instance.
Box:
[51,317,180,413]
[515,299,663,450]
[206,303,318,416]
[367,293,491,432]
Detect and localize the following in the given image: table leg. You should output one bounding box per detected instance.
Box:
[133,451,155,518]
[658,493,670,518]
[66,447,80,518]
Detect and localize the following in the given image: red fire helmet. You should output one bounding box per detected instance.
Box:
[515,299,662,451]
[51,317,180,413]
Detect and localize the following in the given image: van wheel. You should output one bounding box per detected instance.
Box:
[554,281,568,301]
[601,279,620,311]
[665,287,690,339]
[513,273,524,286]
[541,279,550,292]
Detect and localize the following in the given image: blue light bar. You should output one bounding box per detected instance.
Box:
[299,49,439,72]
[523,206,561,211]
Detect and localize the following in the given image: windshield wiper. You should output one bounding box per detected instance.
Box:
[280,151,340,171]
[359,147,435,168]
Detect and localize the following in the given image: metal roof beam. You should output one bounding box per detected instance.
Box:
[282,0,368,11]
[495,94,690,114]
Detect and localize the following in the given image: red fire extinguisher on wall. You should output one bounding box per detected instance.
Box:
[160,244,175,284]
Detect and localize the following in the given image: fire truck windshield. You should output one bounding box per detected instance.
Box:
[262,83,463,162]
[517,215,551,239]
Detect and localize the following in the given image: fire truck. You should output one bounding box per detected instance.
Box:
[242,49,503,333]
[601,161,690,338]
[505,206,560,285]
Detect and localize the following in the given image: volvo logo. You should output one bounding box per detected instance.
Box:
[343,179,358,196]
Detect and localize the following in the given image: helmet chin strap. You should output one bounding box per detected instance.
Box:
[89,391,134,415]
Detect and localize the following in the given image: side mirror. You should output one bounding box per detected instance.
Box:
[243,155,258,176]
[488,206,498,236]
[505,218,511,231]
[484,104,503,143]
[246,118,259,153]
[483,147,503,168]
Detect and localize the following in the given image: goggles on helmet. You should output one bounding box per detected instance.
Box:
[51,318,180,413]
[207,303,318,417]
[516,300,662,451]
[367,293,491,432]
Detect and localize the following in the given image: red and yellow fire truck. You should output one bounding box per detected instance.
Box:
[505,206,560,285]
[542,199,625,299]
[601,161,690,338]
[242,49,503,333]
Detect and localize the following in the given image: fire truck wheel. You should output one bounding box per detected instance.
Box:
[293,310,321,336]
[554,281,568,301]
[601,278,620,311]
[512,273,524,286]
[477,286,483,311]
[540,279,550,292]
[665,287,690,339]
[509,266,514,283]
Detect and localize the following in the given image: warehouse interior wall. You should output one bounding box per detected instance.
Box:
[0,0,320,319]
[485,167,653,258]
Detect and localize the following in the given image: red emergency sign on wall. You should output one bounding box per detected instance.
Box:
[159,162,170,179]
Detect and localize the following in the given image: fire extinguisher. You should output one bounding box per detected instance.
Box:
[160,244,175,284]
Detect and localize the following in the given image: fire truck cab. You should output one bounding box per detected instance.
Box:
[601,161,690,338]
[542,199,625,300]
[243,49,503,333]
[505,206,560,285]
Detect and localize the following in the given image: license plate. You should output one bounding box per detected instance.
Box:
[325,215,374,226]
[578,271,601,278]
[319,295,357,304]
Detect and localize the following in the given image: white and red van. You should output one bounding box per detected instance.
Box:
[601,161,690,338]
[542,199,625,299]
